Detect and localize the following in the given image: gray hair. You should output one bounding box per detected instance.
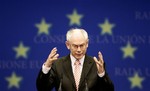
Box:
[66,28,88,41]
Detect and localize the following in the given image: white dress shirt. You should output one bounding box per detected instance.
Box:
[70,54,84,75]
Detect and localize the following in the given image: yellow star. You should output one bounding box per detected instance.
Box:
[121,42,137,59]
[13,42,30,59]
[5,72,23,89]
[67,9,83,26]
[98,19,115,35]
[128,73,145,89]
[35,18,52,35]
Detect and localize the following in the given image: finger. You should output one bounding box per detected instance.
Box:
[49,47,57,58]
[94,56,104,67]
[93,57,101,65]
[51,47,57,55]
[53,54,59,59]
[50,54,59,63]
[98,51,104,64]
[93,57,101,71]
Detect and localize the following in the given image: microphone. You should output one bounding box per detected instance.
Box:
[85,78,89,91]
[58,73,63,91]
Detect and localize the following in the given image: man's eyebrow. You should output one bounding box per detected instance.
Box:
[72,43,85,45]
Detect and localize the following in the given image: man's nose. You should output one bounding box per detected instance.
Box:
[77,46,81,51]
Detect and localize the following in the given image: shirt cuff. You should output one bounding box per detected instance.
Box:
[98,71,105,77]
[42,63,51,74]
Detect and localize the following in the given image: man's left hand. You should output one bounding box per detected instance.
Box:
[93,51,105,74]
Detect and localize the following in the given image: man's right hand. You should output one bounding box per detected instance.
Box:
[44,47,59,67]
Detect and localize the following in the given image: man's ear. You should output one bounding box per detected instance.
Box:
[86,39,89,48]
[65,41,70,49]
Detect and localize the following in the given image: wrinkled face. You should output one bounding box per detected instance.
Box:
[66,32,89,60]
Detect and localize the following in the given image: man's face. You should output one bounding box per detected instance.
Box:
[66,34,88,60]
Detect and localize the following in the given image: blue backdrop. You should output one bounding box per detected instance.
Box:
[0,0,150,91]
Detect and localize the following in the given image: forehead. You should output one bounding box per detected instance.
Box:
[69,32,86,42]
[69,39,87,46]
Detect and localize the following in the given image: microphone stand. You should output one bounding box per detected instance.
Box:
[85,77,89,91]
[58,74,63,91]
[58,79,62,91]
[59,63,66,91]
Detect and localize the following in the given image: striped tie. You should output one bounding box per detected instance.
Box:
[74,60,81,91]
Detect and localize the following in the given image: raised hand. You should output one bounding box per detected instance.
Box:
[45,47,59,67]
[93,51,105,74]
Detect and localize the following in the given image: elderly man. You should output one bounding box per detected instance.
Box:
[36,28,114,91]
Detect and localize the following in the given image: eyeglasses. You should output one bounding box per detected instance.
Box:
[70,43,87,49]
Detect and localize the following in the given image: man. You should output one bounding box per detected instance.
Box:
[36,28,114,91]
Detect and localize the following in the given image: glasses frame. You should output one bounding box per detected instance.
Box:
[70,42,87,50]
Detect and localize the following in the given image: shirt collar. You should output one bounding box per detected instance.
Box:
[70,54,85,66]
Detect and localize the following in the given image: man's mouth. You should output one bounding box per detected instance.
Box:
[76,54,82,56]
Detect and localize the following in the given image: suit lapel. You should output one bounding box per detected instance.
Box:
[79,55,93,88]
[62,55,76,88]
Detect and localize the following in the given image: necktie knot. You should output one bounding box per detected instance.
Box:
[74,60,81,65]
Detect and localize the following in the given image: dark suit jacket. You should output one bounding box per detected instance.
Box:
[36,55,114,91]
